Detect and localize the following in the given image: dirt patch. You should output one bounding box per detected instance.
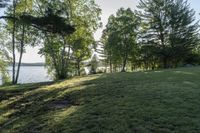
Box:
[49,100,71,109]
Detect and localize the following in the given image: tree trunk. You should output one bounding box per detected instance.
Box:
[45,34,60,79]
[163,57,168,69]
[12,0,16,84]
[122,35,129,72]
[131,65,134,71]
[15,24,25,84]
[109,58,112,73]
[77,60,81,76]
[121,52,128,72]
[65,44,71,78]
[61,42,66,78]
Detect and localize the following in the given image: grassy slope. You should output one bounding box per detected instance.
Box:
[1,67,200,133]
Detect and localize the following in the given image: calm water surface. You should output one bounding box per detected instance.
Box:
[0,66,52,85]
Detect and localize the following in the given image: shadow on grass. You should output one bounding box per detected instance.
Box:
[1,70,200,133]
[0,82,55,101]
[0,75,102,132]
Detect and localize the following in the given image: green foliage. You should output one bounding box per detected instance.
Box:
[137,0,200,68]
[0,23,10,84]
[3,0,41,84]
[1,0,101,80]
[1,0,200,83]
[0,60,10,84]
[20,12,75,35]
[102,8,140,72]
[69,22,94,76]
[39,0,101,79]
[0,52,10,84]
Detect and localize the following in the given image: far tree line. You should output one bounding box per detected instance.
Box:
[100,0,200,72]
[0,0,200,85]
[0,0,101,84]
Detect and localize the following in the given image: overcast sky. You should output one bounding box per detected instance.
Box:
[1,0,200,63]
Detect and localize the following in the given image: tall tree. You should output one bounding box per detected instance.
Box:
[102,8,140,72]
[71,36,92,76]
[2,0,76,81]
[137,0,199,68]
[39,0,101,79]
[14,0,36,84]
[12,0,17,84]
[0,23,10,84]
[3,0,38,84]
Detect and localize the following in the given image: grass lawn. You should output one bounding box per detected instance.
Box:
[1,67,200,133]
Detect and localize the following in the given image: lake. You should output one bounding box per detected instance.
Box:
[0,66,53,85]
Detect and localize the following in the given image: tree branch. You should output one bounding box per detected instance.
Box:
[0,16,15,20]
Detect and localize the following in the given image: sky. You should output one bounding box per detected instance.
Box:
[0,0,200,63]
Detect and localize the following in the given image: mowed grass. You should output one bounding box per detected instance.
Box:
[1,67,200,133]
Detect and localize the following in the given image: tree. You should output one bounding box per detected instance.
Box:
[137,0,199,68]
[1,0,76,82]
[71,37,92,76]
[0,23,10,84]
[11,0,17,84]
[14,0,38,84]
[3,0,40,84]
[0,57,9,84]
[39,0,101,79]
[0,0,101,81]
[102,8,140,72]
[0,0,21,84]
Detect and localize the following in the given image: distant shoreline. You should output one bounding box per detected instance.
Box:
[9,63,45,67]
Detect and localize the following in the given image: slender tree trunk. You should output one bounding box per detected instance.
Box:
[77,60,81,76]
[163,57,167,69]
[158,19,168,69]
[122,36,128,72]
[109,58,112,73]
[151,61,155,70]
[60,36,68,79]
[51,47,60,79]
[131,64,134,71]
[45,34,60,79]
[65,44,71,78]
[12,0,16,84]
[121,58,127,72]
[61,43,66,78]
[15,25,25,84]
[121,51,128,72]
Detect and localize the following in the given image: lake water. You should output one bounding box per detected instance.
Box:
[0,66,53,85]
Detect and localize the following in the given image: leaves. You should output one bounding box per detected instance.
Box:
[102,8,140,72]
[137,0,200,68]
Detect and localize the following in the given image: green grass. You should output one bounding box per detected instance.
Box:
[1,67,200,133]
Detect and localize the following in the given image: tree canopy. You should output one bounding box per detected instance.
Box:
[0,0,200,85]
[137,0,199,68]
[102,8,140,72]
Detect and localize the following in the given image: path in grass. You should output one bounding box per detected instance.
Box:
[1,67,200,133]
